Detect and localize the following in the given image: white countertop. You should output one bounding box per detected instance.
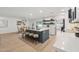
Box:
[27,28,49,32]
[54,31,79,52]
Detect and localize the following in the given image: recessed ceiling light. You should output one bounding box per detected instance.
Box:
[29,13,33,16]
[61,9,65,11]
[40,10,43,13]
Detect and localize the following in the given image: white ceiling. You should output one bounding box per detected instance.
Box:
[0,7,70,19]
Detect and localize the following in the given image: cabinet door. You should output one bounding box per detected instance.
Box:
[49,25,56,35]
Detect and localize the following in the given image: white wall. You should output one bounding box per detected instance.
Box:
[0,17,41,34]
[76,8,79,20]
[0,17,18,34]
[0,16,44,34]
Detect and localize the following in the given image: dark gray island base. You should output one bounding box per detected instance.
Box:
[75,33,79,37]
[24,29,49,43]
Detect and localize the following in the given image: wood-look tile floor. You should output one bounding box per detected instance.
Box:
[0,33,56,52]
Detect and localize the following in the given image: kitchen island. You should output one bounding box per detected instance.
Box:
[23,28,49,43]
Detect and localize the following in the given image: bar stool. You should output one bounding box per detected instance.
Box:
[33,34,39,43]
[22,33,26,38]
[29,33,34,36]
[33,34,39,39]
[25,32,29,35]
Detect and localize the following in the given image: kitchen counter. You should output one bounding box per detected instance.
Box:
[27,28,49,32]
[24,28,49,43]
[54,31,79,52]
